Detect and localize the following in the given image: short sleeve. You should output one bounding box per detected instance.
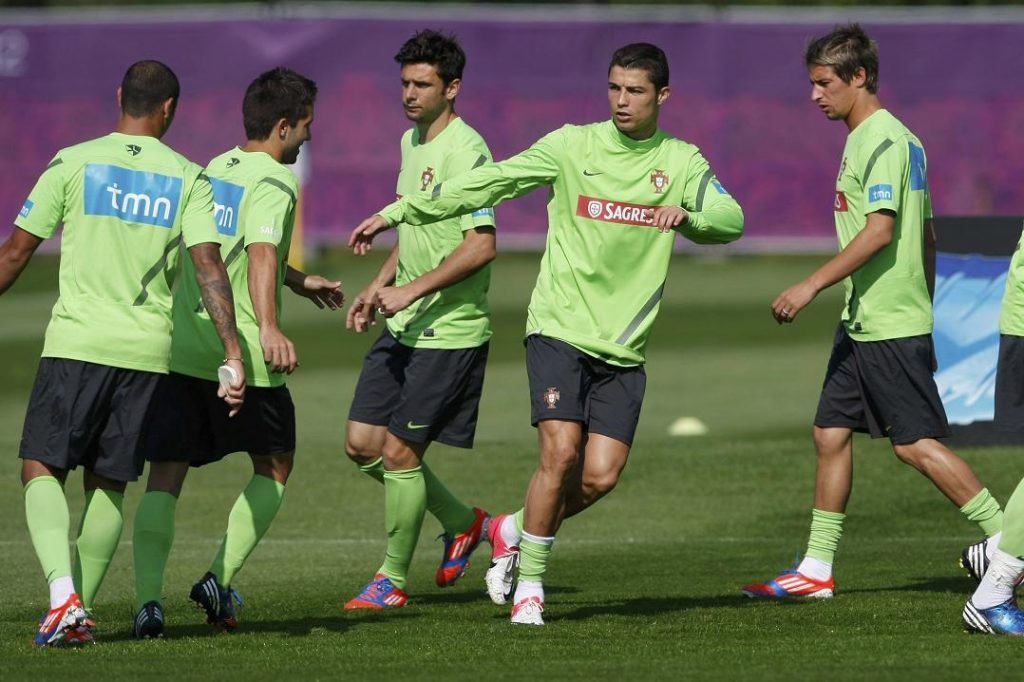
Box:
[242,175,296,247]
[860,136,903,216]
[448,148,496,232]
[14,156,67,239]
[180,169,219,248]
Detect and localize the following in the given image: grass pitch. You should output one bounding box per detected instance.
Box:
[1,251,1021,680]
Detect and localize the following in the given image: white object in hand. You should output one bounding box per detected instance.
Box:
[218,364,239,391]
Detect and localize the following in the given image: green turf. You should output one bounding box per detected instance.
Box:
[1,252,1020,680]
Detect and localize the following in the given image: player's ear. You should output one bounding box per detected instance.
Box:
[276,118,289,141]
[657,86,671,106]
[445,78,461,102]
[116,86,123,110]
[851,67,867,89]
[161,97,176,122]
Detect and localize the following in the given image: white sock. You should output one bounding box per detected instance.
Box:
[971,549,1024,610]
[500,515,522,547]
[985,531,1003,561]
[513,579,544,605]
[797,556,833,582]
[49,576,75,609]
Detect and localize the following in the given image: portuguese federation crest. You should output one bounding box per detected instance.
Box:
[650,169,669,194]
[543,387,560,410]
[420,167,435,191]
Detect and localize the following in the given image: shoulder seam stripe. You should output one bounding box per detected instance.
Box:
[472,154,488,169]
[862,139,895,186]
[45,158,63,171]
[259,176,296,203]
[133,236,182,307]
[693,170,713,212]
[223,238,246,267]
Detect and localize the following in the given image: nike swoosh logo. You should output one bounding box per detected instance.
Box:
[583,170,604,176]
[407,422,430,430]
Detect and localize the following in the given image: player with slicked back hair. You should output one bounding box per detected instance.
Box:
[2,59,244,646]
[130,66,342,638]
[742,23,1004,604]
[349,41,743,625]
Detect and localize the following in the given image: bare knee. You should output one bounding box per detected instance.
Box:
[813,426,852,459]
[345,422,385,466]
[145,461,190,497]
[251,453,294,484]
[581,467,620,502]
[539,440,581,482]
[83,468,128,494]
[892,440,932,468]
[21,459,67,487]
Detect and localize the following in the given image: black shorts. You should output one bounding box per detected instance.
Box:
[348,330,488,449]
[814,325,951,445]
[526,334,646,446]
[141,372,296,467]
[19,358,162,482]
[995,334,1024,431]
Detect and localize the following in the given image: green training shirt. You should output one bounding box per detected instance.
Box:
[833,109,933,341]
[1000,229,1024,336]
[379,120,743,366]
[389,117,496,348]
[169,148,297,387]
[14,132,218,373]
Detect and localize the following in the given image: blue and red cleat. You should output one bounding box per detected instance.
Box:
[742,569,835,599]
[435,507,489,588]
[345,574,408,610]
[34,593,93,647]
[963,598,1024,635]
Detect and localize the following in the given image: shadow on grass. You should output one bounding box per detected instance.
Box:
[841,575,976,596]
[554,593,790,621]
[414,585,580,607]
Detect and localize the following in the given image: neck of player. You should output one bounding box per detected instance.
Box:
[844,94,882,132]
[242,139,285,163]
[417,109,458,144]
[116,114,167,139]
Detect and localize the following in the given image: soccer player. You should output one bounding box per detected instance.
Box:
[1,60,245,647]
[349,43,744,624]
[741,24,1003,600]
[960,230,1024,635]
[130,67,338,638]
[342,30,496,610]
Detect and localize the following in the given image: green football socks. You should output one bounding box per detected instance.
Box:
[960,487,1004,538]
[209,475,286,587]
[518,531,555,584]
[73,487,124,610]
[997,480,1024,558]
[24,476,72,584]
[359,456,476,535]
[804,508,846,564]
[378,467,426,590]
[133,491,178,607]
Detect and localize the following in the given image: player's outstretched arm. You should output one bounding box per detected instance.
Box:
[677,158,744,245]
[346,244,399,333]
[285,265,344,310]
[0,227,43,296]
[348,214,393,255]
[189,241,246,415]
[248,242,298,374]
[771,210,895,324]
[374,227,495,317]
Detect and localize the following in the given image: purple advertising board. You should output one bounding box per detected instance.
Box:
[1,6,1023,249]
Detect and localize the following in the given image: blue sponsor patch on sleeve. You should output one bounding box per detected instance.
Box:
[711,180,730,195]
[471,207,495,219]
[19,199,34,218]
[908,143,927,191]
[208,177,246,237]
[868,184,894,203]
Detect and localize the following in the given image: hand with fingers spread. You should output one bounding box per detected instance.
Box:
[260,325,298,373]
[349,214,392,256]
[290,274,345,310]
[216,357,247,417]
[650,205,688,233]
[772,280,818,324]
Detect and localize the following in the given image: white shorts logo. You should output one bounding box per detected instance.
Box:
[587,200,603,218]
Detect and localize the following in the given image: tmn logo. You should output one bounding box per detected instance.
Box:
[209,177,246,237]
[83,164,182,228]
